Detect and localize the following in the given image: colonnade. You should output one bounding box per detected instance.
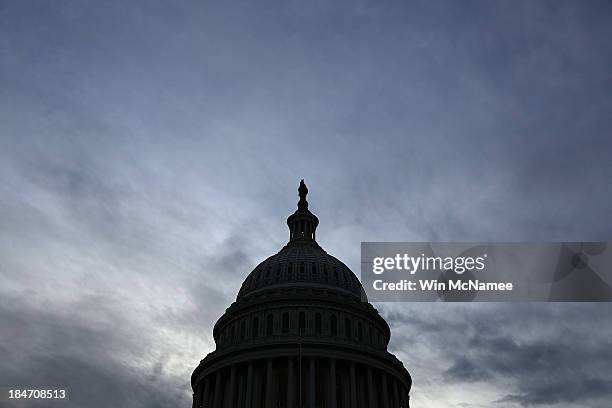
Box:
[193,357,409,408]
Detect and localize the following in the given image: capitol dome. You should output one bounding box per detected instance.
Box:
[238,237,365,301]
[191,180,411,408]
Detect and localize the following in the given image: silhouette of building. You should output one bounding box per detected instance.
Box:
[191,181,411,408]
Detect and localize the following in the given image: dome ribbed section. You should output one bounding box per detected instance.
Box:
[237,242,364,300]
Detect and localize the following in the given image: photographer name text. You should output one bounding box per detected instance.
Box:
[372,279,513,292]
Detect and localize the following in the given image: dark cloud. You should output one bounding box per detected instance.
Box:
[1,1,612,407]
[444,357,488,382]
[498,377,612,407]
[0,294,190,408]
[381,303,612,407]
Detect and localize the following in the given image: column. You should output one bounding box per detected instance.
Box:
[265,359,274,408]
[308,358,316,408]
[329,360,337,408]
[253,365,262,408]
[237,370,245,408]
[367,367,376,407]
[392,379,399,408]
[287,358,295,408]
[213,371,223,408]
[202,377,211,408]
[400,386,408,408]
[358,369,366,408]
[341,367,350,408]
[381,373,389,408]
[349,363,357,408]
[246,363,253,408]
[196,382,204,408]
[227,366,237,408]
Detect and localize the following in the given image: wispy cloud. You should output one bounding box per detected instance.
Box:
[1,1,612,407]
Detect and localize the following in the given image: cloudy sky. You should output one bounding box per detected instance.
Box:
[1,1,612,407]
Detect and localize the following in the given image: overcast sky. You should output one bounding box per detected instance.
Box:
[1,1,612,407]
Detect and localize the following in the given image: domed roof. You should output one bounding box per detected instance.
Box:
[237,242,363,300]
[237,180,364,301]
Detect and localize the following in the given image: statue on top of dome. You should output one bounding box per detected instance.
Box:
[298,179,309,209]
